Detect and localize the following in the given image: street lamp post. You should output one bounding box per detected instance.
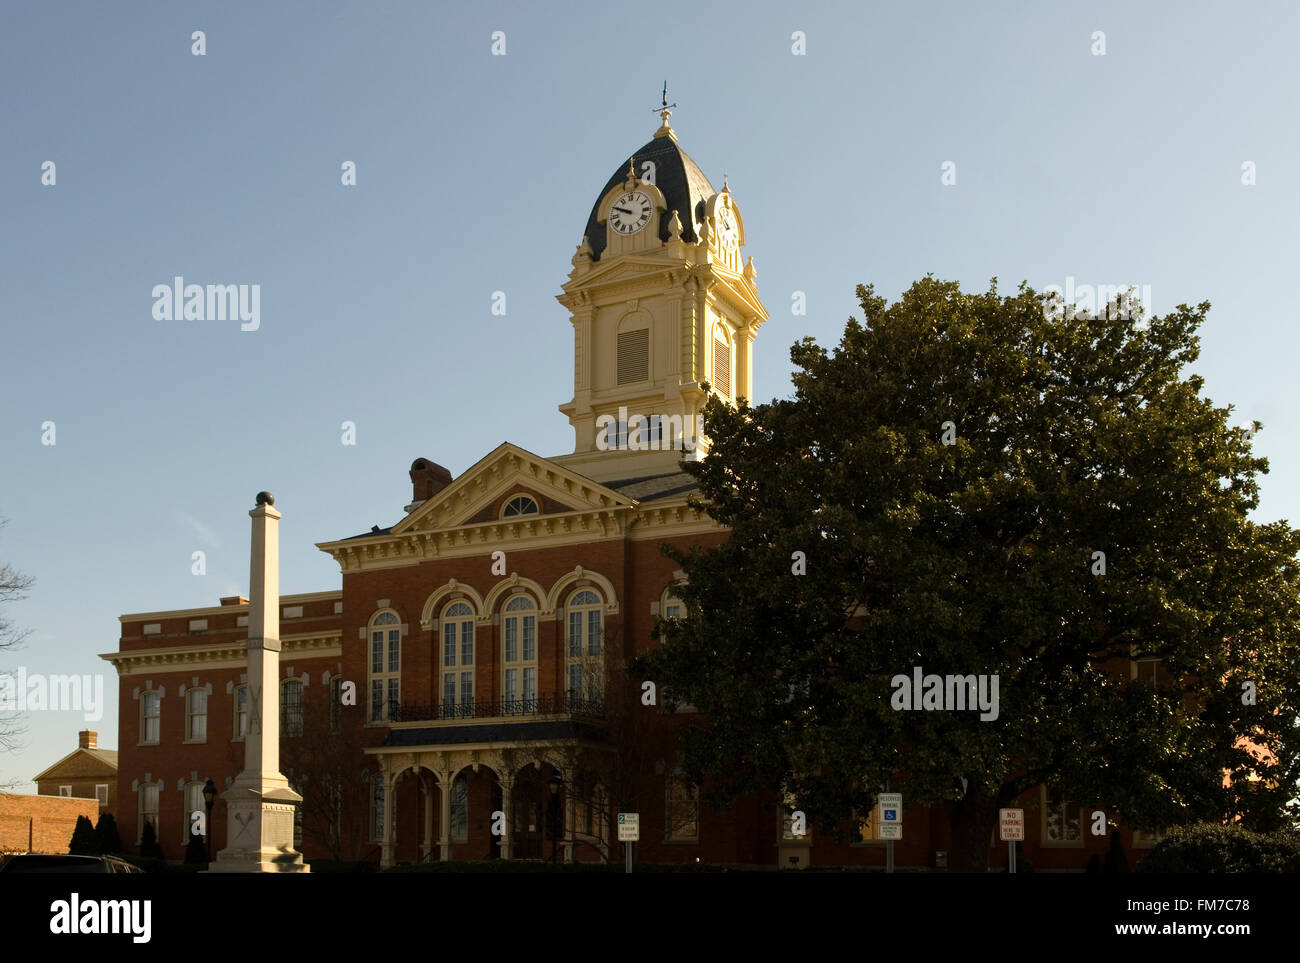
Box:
[202,778,216,863]
[548,772,564,865]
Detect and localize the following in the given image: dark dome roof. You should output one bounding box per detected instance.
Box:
[583,132,716,261]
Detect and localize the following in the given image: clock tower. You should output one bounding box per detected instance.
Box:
[554,108,768,482]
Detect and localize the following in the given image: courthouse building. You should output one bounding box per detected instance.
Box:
[102,111,1157,870]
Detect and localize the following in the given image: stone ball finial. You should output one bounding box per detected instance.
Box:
[256,491,275,506]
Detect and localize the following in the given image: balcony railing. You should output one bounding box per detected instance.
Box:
[386,693,605,724]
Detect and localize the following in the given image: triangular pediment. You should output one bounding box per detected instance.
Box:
[31,748,118,784]
[564,255,678,292]
[392,443,635,535]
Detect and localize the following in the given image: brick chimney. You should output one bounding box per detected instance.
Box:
[406,458,453,512]
[78,730,97,750]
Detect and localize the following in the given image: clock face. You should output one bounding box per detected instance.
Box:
[609,190,653,235]
[717,205,739,252]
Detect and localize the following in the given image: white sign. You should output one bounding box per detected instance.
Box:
[878,793,902,824]
[617,812,639,842]
[877,822,902,840]
[999,808,1024,841]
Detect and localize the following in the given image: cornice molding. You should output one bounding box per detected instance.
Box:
[100,632,343,676]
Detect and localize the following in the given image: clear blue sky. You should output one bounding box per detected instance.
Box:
[2,0,1297,790]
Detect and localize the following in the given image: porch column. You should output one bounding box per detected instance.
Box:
[422,771,434,860]
[438,767,454,861]
[499,770,514,861]
[380,765,396,868]
[561,767,575,863]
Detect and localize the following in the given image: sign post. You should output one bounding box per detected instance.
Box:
[618,812,639,874]
[878,793,902,873]
[998,808,1024,874]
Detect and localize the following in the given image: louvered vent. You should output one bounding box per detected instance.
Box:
[617,329,650,384]
[713,338,731,397]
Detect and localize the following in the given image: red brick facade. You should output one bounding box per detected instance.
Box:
[0,793,99,854]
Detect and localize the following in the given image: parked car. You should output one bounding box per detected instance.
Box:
[0,853,144,873]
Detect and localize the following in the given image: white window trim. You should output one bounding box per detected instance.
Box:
[96,784,109,807]
[184,686,209,744]
[664,768,700,843]
[1040,785,1084,848]
[441,602,476,716]
[501,595,538,707]
[139,690,161,746]
[564,590,604,705]
[368,611,402,723]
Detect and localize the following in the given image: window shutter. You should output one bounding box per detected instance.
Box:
[617,329,650,384]
[713,338,730,396]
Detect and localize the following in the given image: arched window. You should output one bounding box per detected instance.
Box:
[502,595,537,712]
[281,679,303,737]
[566,589,603,706]
[441,601,475,718]
[369,611,401,722]
[502,495,539,518]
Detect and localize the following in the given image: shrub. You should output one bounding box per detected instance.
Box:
[1135,822,1300,873]
[68,815,101,855]
[95,812,122,856]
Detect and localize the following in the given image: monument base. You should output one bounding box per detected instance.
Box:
[209,784,310,873]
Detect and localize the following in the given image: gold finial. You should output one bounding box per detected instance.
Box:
[723,171,729,191]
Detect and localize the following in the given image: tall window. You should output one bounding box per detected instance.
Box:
[95,784,109,808]
[186,687,207,742]
[281,680,303,737]
[1043,786,1081,845]
[502,596,537,712]
[329,676,342,733]
[566,590,603,705]
[659,588,697,713]
[617,327,650,384]
[665,769,699,842]
[712,329,731,397]
[234,685,248,739]
[441,602,475,718]
[138,782,159,843]
[182,781,205,844]
[451,774,469,843]
[140,691,160,744]
[369,611,401,722]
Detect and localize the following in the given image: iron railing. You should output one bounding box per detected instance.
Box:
[386,693,605,723]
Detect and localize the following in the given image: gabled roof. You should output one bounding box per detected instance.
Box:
[31,747,118,784]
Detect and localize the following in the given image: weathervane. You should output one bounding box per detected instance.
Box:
[652,80,677,115]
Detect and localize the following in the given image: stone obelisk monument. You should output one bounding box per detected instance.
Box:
[211,491,309,872]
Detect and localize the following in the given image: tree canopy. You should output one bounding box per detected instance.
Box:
[638,276,1300,871]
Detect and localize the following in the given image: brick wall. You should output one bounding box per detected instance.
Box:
[0,794,99,854]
